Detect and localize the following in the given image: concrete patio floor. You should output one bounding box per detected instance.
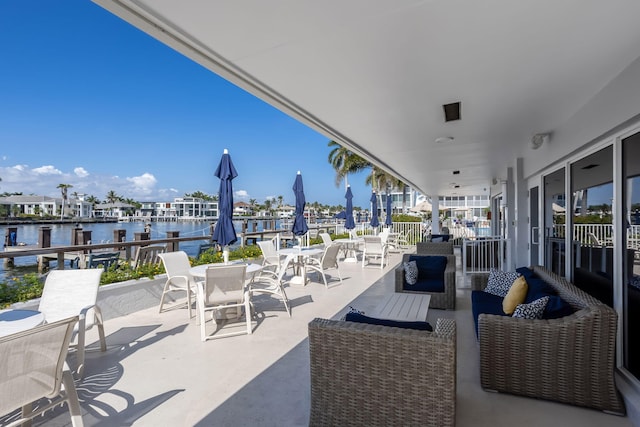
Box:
[4,249,634,426]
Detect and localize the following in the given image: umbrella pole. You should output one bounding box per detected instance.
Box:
[223,246,230,264]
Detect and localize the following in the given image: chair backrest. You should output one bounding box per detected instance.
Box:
[321,244,341,268]
[87,252,121,271]
[133,244,166,269]
[38,269,103,325]
[320,232,333,247]
[158,251,192,278]
[0,316,78,418]
[416,241,454,255]
[203,264,247,305]
[258,240,279,265]
[363,236,383,253]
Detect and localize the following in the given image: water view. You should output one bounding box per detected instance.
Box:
[0,220,286,282]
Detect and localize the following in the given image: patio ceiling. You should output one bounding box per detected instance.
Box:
[93,0,640,197]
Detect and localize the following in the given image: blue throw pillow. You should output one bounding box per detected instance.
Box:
[516,266,535,278]
[543,295,574,319]
[524,277,557,303]
[345,312,433,331]
[409,255,447,281]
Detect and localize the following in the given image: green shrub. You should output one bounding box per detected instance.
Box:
[0,274,44,308]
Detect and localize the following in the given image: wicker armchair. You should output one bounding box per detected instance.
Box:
[395,254,456,310]
[471,266,625,414]
[308,318,456,427]
[416,241,454,255]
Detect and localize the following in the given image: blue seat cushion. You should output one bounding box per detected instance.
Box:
[543,295,574,319]
[345,312,433,331]
[408,255,447,282]
[404,278,445,293]
[472,290,508,337]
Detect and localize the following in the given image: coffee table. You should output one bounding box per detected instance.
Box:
[371,293,431,322]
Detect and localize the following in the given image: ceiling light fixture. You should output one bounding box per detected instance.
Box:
[531,133,549,150]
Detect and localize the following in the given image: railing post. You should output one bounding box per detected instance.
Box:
[37,226,51,273]
[166,231,180,252]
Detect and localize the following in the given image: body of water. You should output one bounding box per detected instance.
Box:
[0,219,287,282]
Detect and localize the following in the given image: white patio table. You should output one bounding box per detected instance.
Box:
[0,309,46,337]
[189,262,263,280]
[277,247,323,286]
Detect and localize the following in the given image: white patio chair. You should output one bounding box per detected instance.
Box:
[396,231,410,249]
[132,244,166,269]
[319,232,333,248]
[306,243,343,288]
[362,236,388,269]
[257,239,282,273]
[38,269,106,379]
[158,251,198,319]
[0,316,84,427]
[250,253,294,316]
[197,263,251,341]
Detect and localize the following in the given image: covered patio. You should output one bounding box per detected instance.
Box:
[5,249,632,426]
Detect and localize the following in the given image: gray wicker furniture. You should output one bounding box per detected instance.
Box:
[471,265,625,415]
[416,241,454,255]
[395,254,456,310]
[308,317,456,427]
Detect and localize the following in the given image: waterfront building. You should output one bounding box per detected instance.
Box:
[0,195,93,218]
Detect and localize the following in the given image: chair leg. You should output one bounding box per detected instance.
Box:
[62,370,85,427]
[244,296,253,335]
[94,307,107,352]
[280,285,292,317]
[75,317,87,379]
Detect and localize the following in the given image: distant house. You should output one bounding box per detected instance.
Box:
[233,201,253,216]
[276,205,295,218]
[93,202,136,219]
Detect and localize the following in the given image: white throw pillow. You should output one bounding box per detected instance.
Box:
[485,268,520,297]
[403,261,418,285]
[513,296,550,319]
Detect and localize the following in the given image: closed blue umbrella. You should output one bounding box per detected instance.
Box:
[385,193,393,227]
[370,191,380,228]
[292,171,309,236]
[212,149,238,249]
[334,211,347,219]
[345,185,355,230]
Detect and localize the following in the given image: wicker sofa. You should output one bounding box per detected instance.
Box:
[471,266,625,414]
[308,317,456,427]
[395,253,456,310]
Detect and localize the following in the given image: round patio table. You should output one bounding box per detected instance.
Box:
[0,309,46,337]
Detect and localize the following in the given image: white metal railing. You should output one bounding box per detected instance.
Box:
[462,237,510,276]
[551,224,639,250]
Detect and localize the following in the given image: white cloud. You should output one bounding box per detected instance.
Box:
[234,189,248,199]
[74,167,89,178]
[32,165,62,175]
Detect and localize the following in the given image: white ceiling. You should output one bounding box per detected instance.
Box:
[93,0,640,197]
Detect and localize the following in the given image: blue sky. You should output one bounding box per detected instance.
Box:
[0,1,373,209]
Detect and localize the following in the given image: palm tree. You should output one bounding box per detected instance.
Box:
[277,195,284,208]
[85,194,100,205]
[105,190,120,204]
[57,183,73,219]
[328,140,370,187]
